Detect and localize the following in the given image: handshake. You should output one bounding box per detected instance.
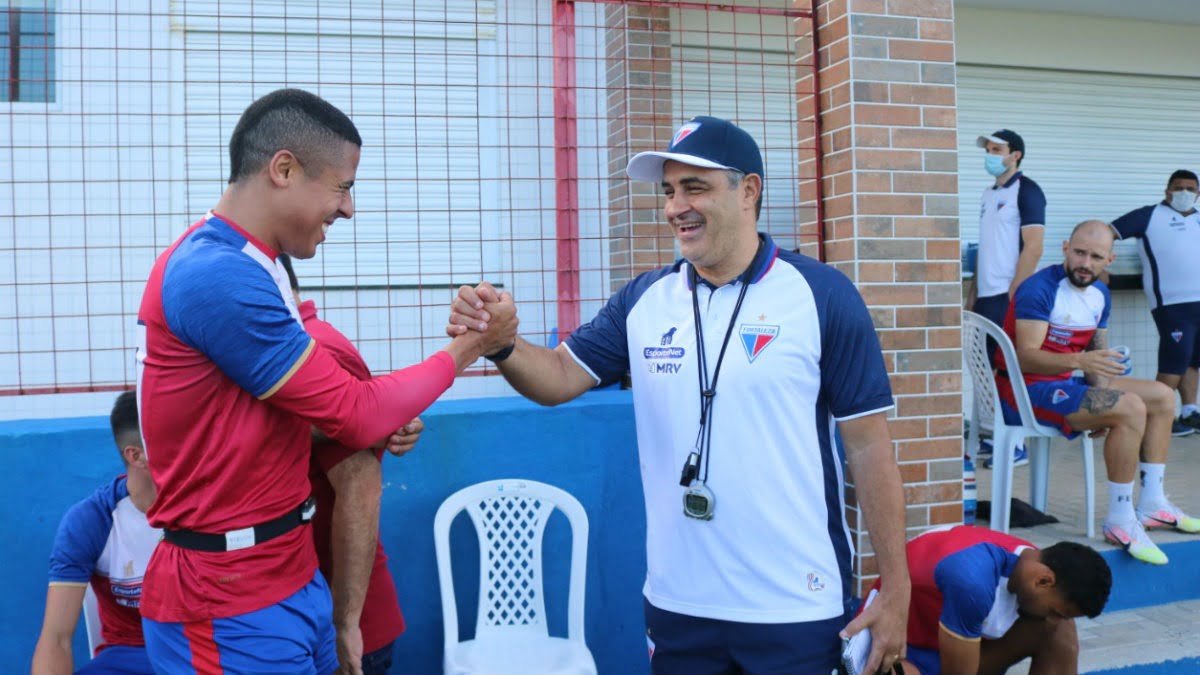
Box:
[441,282,520,372]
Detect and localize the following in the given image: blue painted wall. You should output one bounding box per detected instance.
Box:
[2,390,650,674]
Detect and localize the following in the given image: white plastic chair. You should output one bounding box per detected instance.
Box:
[434,479,597,675]
[83,583,102,658]
[963,311,1096,537]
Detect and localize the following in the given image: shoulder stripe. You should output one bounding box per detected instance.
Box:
[833,404,894,423]
[939,621,981,642]
[259,338,315,400]
[561,342,602,385]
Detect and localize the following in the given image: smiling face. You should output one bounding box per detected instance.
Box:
[272,140,360,259]
[661,160,760,284]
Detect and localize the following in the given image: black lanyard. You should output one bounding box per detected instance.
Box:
[689,256,754,483]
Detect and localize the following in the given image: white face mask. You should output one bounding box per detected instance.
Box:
[1170,190,1198,212]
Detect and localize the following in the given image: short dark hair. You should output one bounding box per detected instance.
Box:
[1168,169,1198,186]
[278,253,300,292]
[110,390,141,460]
[1041,541,1111,618]
[227,88,362,184]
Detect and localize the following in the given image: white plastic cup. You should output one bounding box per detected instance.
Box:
[1111,345,1132,376]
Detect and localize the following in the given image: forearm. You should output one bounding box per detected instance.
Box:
[31,638,72,675]
[497,339,594,406]
[329,463,381,630]
[850,439,910,595]
[1016,348,1082,376]
[272,345,455,449]
[1009,235,1044,295]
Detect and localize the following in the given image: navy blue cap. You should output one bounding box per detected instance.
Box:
[627,116,764,182]
[976,129,1025,158]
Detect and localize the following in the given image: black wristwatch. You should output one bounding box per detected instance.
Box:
[484,343,515,362]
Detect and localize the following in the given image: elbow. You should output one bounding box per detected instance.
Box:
[323,422,376,452]
[529,392,571,408]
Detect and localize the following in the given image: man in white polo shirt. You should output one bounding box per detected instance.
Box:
[970,129,1046,468]
[1113,169,1200,438]
[448,116,911,675]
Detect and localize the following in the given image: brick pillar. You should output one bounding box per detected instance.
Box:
[605,4,675,292]
[797,0,962,595]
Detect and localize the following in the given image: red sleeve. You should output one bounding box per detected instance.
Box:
[268,341,456,450]
[304,316,382,472]
[304,317,372,382]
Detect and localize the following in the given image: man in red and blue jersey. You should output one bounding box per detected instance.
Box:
[998,220,1199,566]
[33,391,159,675]
[884,526,1110,675]
[135,89,517,673]
[279,254,412,675]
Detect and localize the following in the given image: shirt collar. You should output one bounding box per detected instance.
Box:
[687,232,779,290]
[298,299,318,322]
[992,171,1023,190]
[207,211,279,260]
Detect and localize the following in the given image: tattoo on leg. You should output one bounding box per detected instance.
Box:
[1082,388,1121,415]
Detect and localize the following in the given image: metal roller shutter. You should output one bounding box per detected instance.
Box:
[957,64,1200,274]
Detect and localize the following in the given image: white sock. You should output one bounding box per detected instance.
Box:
[1139,463,1166,507]
[1107,481,1136,525]
[1183,404,1198,417]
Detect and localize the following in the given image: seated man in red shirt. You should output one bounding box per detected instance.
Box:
[886,526,1111,675]
[280,254,411,674]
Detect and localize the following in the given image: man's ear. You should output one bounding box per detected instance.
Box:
[1035,566,1056,589]
[267,149,301,188]
[743,173,762,205]
[123,444,147,469]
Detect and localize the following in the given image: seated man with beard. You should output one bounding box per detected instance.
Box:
[996,220,1200,566]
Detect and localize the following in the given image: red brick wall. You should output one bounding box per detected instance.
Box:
[797,0,963,594]
[605,4,676,292]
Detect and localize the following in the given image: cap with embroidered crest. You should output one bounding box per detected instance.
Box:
[626,116,764,183]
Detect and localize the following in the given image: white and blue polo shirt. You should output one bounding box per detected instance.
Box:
[564,234,894,623]
[1112,202,1200,309]
[976,172,1046,298]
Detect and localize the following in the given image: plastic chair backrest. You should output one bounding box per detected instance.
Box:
[962,311,1042,430]
[83,583,102,658]
[434,479,589,651]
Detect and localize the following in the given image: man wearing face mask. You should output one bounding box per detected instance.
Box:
[970,129,1046,468]
[1113,170,1200,438]
[969,129,1046,331]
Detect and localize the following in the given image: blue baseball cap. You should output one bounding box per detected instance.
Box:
[627,116,764,183]
[976,129,1025,157]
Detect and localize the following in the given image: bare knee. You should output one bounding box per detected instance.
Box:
[1029,618,1079,675]
[1043,617,1078,658]
[1143,382,1175,416]
[1113,392,1147,429]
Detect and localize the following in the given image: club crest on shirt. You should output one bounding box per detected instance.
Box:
[739,324,779,363]
[807,571,826,592]
[1172,330,1184,343]
[1052,389,1070,405]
